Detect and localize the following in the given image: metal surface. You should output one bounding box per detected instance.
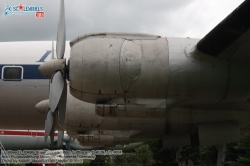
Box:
[45,110,54,142]
[49,71,65,113]
[57,130,64,147]
[70,33,169,103]
[40,0,67,143]
[58,80,67,126]
[56,0,66,59]
[2,1,250,148]
[0,80,48,130]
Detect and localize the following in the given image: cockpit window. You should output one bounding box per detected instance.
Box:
[2,66,23,81]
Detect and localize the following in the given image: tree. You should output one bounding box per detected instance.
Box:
[114,144,153,165]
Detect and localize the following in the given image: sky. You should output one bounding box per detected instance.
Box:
[0,0,245,42]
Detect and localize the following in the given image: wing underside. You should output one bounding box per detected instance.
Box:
[196,0,250,61]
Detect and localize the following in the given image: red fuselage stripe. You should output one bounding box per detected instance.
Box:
[0,130,58,136]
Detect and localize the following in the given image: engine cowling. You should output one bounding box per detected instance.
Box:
[62,89,250,147]
[162,121,240,147]
[69,32,169,103]
[77,134,129,147]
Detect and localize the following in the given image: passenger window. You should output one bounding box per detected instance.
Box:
[2,66,23,81]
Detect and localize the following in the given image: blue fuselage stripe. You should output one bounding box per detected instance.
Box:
[0,64,47,79]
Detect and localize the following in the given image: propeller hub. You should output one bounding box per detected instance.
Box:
[39,59,66,78]
[63,133,71,142]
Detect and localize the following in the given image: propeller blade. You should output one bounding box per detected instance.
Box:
[45,111,54,142]
[49,71,65,113]
[58,80,67,126]
[41,0,67,147]
[66,141,71,150]
[51,41,55,60]
[49,119,56,146]
[56,0,66,59]
[57,130,64,147]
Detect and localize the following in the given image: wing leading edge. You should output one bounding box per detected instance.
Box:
[196,0,250,60]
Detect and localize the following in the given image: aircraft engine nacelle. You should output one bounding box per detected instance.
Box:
[77,134,129,147]
[69,33,169,103]
[162,121,239,147]
[198,121,239,146]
